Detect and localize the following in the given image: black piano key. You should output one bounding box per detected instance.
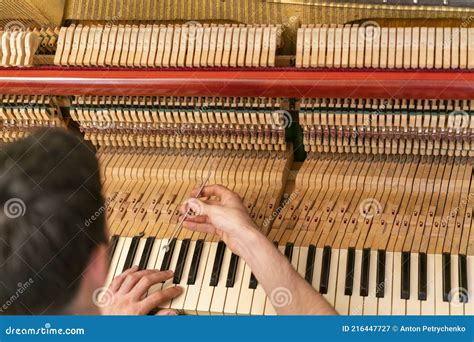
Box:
[360,248,371,297]
[284,242,294,262]
[401,251,411,300]
[319,246,332,294]
[138,237,155,270]
[187,239,204,285]
[345,247,356,296]
[108,235,119,259]
[376,250,386,298]
[305,244,316,283]
[173,239,191,284]
[160,238,176,271]
[249,273,258,289]
[418,252,427,301]
[210,241,226,287]
[226,253,240,287]
[249,241,278,289]
[123,236,141,272]
[442,252,451,302]
[459,254,468,303]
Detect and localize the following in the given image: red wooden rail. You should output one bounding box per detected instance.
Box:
[0,68,473,99]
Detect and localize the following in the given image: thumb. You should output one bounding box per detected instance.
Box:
[184,198,209,217]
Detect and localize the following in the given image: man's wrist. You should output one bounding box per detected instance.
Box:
[237,225,270,261]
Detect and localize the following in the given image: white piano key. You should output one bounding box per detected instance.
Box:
[236,264,255,315]
[183,241,212,314]
[391,252,406,315]
[114,237,132,278]
[421,253,435,315]
[132,238,147,266]
[297,246,309,278]
[334,248,350,315]
[291,246,300,270]
[378,251,393,315]
[312,247,323,295]
[264,295,277,316]
[170,240,196,311]
[210,247,233,314]
[323,248,339,307]
[224,255,247,315]
[435,254,450,314]
[196,242,218,315]
[466,256,474,315]
[162,239,182,308]
[250,283,267,315]
[406,253,421,315]
[148,238,169,295]
[450,255,464,315]
[363,250,378,315]
[349,249,364,315]
[105,237,126,287]
[146,239,163,269]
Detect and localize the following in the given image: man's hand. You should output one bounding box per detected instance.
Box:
[180,185,338,315]
[180,184,260,257]
[100,266,183,315]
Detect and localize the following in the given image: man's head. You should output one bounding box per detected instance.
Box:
[0,128,108,314]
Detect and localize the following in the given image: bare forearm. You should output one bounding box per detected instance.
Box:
[239,228,338,315]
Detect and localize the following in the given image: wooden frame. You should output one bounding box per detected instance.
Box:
[0,69,473,99]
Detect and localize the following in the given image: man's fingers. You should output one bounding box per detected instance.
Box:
[156,309,179,316]
[140,286,183,314]
[109,265,139,293]
[182,221,216,235]
[183,198,208,216]
[190,184,229,199]
[181,214,209,224]
[129,270,175,299]
[118,269,172,295]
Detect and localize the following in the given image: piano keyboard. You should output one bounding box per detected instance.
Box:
[107,235,473,315]
[54,23,283,68]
